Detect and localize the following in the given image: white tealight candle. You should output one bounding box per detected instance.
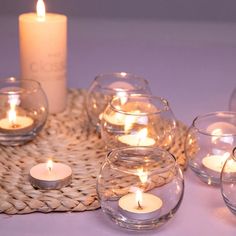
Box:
[29,160,72,189]
[118,128,155,146]
[202,154,236,173]
[19,0,67,114]
[118,190,163,220]
[0,116,33,131]
[0,102,34,132]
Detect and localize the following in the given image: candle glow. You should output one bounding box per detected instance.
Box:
[118,128,155,146]
[137,168,148,184]
[47,159,53,172]
[36,0,46,19]
[135,189,143,209]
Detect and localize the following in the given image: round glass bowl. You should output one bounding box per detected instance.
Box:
[185,111,236,185]
[101,94,176,150]
[97,147,184,231]
[229,88,236,111]
[221,147,236,216]
[0,77,48,146]
[86,72,151,132]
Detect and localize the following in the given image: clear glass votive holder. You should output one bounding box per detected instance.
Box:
[185,111,236,185]
[0,77,48,146]
[101,94,176,150]
[86,72,151,132]
[229,88,236,111]
[96,147,184,231]
[221,147,236,216]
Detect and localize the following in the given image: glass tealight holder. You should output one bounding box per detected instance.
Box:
[221,147,236,216]
[101,94,176,150]
[86,72,151,132]
[229,88,236,111]
[0,77,48,146]
[185,111,236,185]
[97,147,184,231]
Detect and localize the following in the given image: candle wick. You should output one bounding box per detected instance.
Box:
[11,122,21,129]
[137,200,143,210]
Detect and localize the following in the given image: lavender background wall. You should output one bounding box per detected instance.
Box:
[1,0,236,22]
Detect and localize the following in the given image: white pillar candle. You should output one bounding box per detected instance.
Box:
[29,160,72,189]
[19,0,67,114]
[118,190,163,220]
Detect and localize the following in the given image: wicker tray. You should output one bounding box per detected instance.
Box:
[0,89,188,215]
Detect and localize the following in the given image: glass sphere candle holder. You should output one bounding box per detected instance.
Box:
[229,88,236,111]
[185,111,236,185]
[0,77,48,146]
[86,72,151,132]
[101,94,176,150]
[221,147,236,216]
[97,147,184,231]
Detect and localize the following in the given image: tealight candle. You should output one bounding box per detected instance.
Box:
[118,189,163,220]
[202,154,236,173]
[103,110,141,126]
[118,128,155,146]
[0,115,33,131]
[29,160,72,189]
[0,95,34,132]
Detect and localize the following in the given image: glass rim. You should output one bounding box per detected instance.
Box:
[192,111,236,137]
[0,77,41,94]
[106,146,177,175]
[109,94,170,116]
[94,72,150,93]
[233,147,236,159]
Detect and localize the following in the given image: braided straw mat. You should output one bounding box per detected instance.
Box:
[0,89,188,215]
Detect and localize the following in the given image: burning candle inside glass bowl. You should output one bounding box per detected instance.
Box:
[0,77,48,146]
[86,72,151,132]
[101,94,176,150]
[0,93,34,131]
[97,147,184,230]
[185,111,236,185]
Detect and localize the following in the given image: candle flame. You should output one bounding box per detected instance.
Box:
[47,159,53,172]
[36,0,46,18]
[116,90,128,105]
[137,128,148,139]
[135,189,143,209]
[211,128,223,143]
[8,109,16,124]
[7,94,20,126]
[137,168,148,184]
[123,110,141,132]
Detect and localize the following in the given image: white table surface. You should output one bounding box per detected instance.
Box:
[0,16,236,236]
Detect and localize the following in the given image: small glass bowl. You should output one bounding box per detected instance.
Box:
[0,77,48,146]
[221,147,236,216]
[96,147,184,231]
[229,88,236,111]
[101,94,176,150]
[86,72,151,132]
[185,111,236,185]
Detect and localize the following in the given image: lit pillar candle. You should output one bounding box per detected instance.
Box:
[118,128,155,146]
[19,0,67,114]
[29,159,72,189]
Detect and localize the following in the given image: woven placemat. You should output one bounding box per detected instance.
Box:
[0,89,189,215]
